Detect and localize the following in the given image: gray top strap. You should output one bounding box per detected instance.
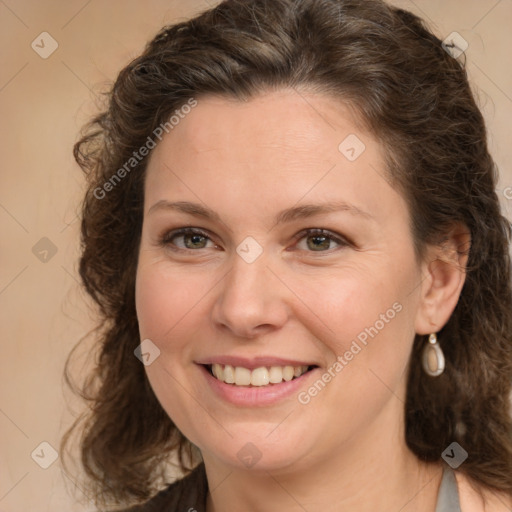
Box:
[435,467,462,512]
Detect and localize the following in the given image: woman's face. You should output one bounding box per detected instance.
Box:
[135,88,426,473]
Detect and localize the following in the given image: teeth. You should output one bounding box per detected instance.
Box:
[212,363,224,380]
[283,366,295,381]
[269,366,283,383]
[223,364,235,384]
[210,363,310,386]
[251,367,270,386]
[235,366,251,386]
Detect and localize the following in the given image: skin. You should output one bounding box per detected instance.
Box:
[135,88,469,511]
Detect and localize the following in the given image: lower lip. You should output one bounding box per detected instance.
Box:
[198,364,318,407]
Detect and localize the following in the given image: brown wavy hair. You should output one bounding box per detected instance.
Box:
[61,0,512,508]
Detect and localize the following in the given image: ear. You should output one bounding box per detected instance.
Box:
[414,223,471,335]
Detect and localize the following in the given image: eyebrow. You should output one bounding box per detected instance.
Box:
[147,200,374,225]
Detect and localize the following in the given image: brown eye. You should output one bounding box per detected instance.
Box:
[295,229,348,253]
[160,228,215,251]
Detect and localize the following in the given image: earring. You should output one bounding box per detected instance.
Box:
[422,333,445,377]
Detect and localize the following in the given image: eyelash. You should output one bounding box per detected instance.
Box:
[158,227,350,254]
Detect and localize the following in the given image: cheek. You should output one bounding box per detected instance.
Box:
[135,258,210,343]
[135,260,210,441]
[292,261,411,340]
[290,260,417,391]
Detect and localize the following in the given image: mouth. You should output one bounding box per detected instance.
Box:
[203,363,318,387]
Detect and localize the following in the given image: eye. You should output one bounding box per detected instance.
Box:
[159,227,349,254]
[159,227,217,251]
[293,228,349,253]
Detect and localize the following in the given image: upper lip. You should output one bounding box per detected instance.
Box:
[195,356,318,370]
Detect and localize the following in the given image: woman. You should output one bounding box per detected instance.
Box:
[62,0,512,510]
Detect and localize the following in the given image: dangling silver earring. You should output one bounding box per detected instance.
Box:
[422,333,445,377]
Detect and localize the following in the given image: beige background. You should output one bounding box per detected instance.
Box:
[1,1,511,511]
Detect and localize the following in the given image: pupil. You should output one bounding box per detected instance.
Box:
[187,234,205,248]
[309,236,329,251]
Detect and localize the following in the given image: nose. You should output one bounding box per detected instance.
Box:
[211,249,290,339]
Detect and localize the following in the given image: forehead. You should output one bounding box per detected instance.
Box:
[143,88,404,225]
[154,89,369,159]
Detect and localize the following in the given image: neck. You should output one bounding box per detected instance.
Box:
[203,398,443,512]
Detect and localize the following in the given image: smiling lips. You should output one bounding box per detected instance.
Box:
[208,364,313,386]
[197,358,319,406]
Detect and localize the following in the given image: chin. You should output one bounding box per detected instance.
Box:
[198,425,316,474]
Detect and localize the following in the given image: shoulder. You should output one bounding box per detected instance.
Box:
[454,471,512,512]
[116,463,207,512]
